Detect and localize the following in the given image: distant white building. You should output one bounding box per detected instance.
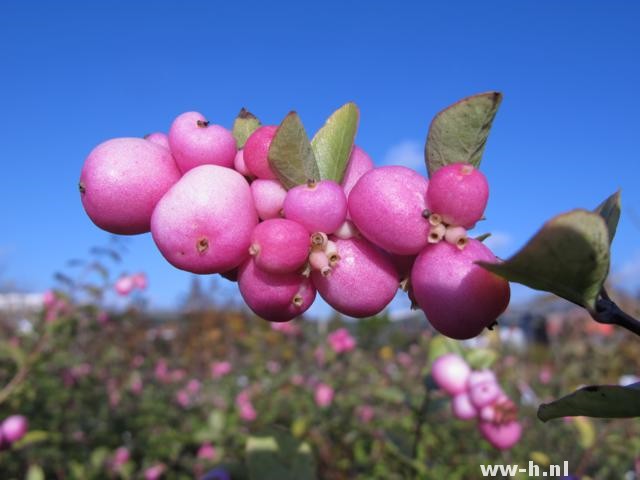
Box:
[0,293,44,315]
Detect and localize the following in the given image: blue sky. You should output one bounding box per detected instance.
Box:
[1,1,640,311]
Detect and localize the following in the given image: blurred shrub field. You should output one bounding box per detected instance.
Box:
[0,248,639,479]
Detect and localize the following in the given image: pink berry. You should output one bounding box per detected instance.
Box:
[145,132,170,150]
[249,219,310,274]
[311,237,397,318]
[151,165,258,274]
[1,415,28,443]
[478,420,522,450]
[243,125,278,179]
[427,163,489,228]
[342,146,374,199]
[114,275,134,296]
[411,239,510,340]
[251,179,287,220]
[238,259,315,322]
[283,180,347,234]
[234,149,251,177]
[348,166,429,255]
[168,111,236,173]
[431,353,471,396]
[131,272,148,290]
[468,370,502,408]
[79,138,181,235]
[452,393,478,420]
[479,393,514,422]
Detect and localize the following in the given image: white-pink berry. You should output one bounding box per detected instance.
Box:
[348,166,429,255]
[311,237,397,317]
[79,137,181,235]
[251,179,287,220]
[431,353,471,396]
[151,165,257,274]
[168,111,236,173]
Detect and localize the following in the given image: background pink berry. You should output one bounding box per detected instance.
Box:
[0,415,28,443]
[452,393,478,420]
[431,353,471,396]
[478,420,523,450]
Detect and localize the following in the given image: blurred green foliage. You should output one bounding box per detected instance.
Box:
[0,276,639,479]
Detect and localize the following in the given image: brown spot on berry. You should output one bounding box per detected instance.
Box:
[196,237,209,254]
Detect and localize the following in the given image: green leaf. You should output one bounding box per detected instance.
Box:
[425,91,502,177]
[268,112,320,189]
[90,447,110,469]
[465,348,497,370]
[311,102,359,183]
[246,428,317,480]
[573,416,596,449]
[538,384,640,421]
[26,465,45,480]
[426,335,464,365]
[207,410,225,438]
[594,190,621,244]
[0,340,27,368]
[475,233,492,243]
[478,209,610,310]
[233,108,261,149]
[374,386,406,404]
[12,430,50,449]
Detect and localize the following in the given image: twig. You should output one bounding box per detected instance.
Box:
[410,390,430,460]
[590,289,640,337]
[0,331,49,406]
[380,431,428,476]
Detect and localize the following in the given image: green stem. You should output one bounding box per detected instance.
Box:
[590,288,640,337]
[0,331,49,406]
[410,389,430,460]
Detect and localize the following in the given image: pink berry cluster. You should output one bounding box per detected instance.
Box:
[432,353,522,450]
[114,272,148,296]
[0,415,28,450]
[79,108,509,337]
